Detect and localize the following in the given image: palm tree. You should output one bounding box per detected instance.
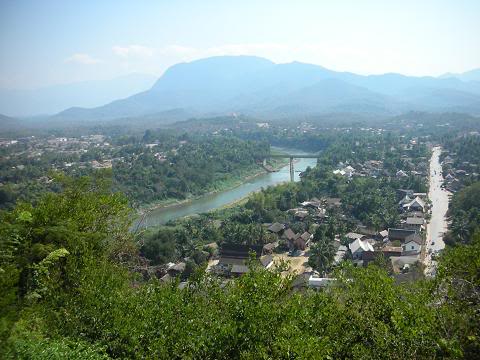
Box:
[308,238,336,276]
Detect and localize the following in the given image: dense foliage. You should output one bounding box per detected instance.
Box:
[0,133,269,209]
[446,181,480,245]
[114,135,269,205]
[1,179,479,358]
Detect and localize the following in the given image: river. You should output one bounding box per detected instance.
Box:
[424,146,450,276]
[138,148,318,227]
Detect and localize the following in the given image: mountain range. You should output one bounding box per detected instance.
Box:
[3,56,480,122]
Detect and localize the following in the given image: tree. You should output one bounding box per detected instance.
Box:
[308,238,336,275]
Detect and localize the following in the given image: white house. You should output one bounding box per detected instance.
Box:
[402,234,422,254]
[402,196,426,212]
[308,275,337,288]
[349,239,374,260]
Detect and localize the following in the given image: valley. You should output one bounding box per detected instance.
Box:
[1,1,480,357]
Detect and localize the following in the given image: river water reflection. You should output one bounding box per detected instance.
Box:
[140,148,318,227]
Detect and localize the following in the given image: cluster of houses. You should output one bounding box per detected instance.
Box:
[265,222,313,254]
[342,188,428,272]
[442,153,479,193]
[154,185,429,286]
[333,156,428,180]
[206,188,428,282]
[1,134,118,172]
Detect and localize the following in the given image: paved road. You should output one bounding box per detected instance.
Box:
[424,146,450,276]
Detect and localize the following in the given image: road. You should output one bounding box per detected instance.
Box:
[424,146,450,276]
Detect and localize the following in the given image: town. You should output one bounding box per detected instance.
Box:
[122,119,480,292]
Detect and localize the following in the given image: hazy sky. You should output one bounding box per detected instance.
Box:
[1,0,479,89]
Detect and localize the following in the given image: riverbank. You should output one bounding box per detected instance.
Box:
[136,158,288,215]
[135,151,318,228]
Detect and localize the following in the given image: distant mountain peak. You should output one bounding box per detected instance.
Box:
[439,68,480,82]
[25,56,480,123]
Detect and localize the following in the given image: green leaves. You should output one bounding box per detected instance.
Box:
[16,211,33,223]
[27,248,70,301]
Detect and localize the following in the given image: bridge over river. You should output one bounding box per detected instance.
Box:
[264,154,320,182]
[137,148,319,227]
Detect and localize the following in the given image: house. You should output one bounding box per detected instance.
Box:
[313,208,328,221]
[282,228,297,242]
[402,196,426,212]
[405,217,425,231]
[300,231,312,245]
[446,179,462,193]
[349,239,374,260]
[356,226,380,239]
[345,232,366,241]
[230,264,249,276]
[308,275,337,288]
[344,165,355,176]
[215,244,273,276]
[402,234,423,254]
[263,241,279,254]
[268,222,285,234]
[294,210,309,220]
[443,155,454,165]
[216,243,264,276]
[388,228,417,242]
[300,199,322,210]
[381,246,403,257]
[379,230,389,240]
[403,211,424,219]
[445,173,456,182]
[334,165,355,177]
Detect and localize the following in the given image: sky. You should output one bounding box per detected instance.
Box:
[1,0,479,89]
